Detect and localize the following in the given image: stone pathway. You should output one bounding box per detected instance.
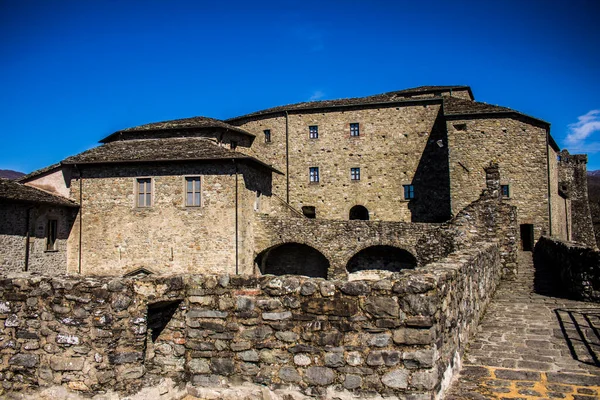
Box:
[446,252,600,399]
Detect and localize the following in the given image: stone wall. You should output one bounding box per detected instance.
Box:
[534,236,600,302]
[0,203,76,276]
[236,102,452,223]
[0,242,503,399]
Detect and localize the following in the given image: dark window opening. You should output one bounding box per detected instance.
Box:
[520,224,534,251]
[264,129,271,143]
[147,300,182,342]
[230,140,238,150]
[454,123,467,131]
[501,185,510,198]
[255,243,329,278]
[350,123,360,137]
[346,246,417,273]
[302,206,316,219]
[349,205,369,220]
[46,219,57,251]
[309,167,319,183]
[403,184,415,200]
[309,125,318,139]
[351,167,360,181]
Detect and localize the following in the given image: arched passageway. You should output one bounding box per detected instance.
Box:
[349,205,369,220]
[255,243,329,278]
[346,245,417,273]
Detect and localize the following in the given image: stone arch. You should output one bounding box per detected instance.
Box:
[346,245,417,273]
[255,242,330,278]
[349,205,369,220]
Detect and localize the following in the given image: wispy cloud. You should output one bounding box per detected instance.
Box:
[566,109,600,145]
[309,90,325,101]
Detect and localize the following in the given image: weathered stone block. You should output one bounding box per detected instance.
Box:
[50,356,84,371]
[304,367,336,386]
[381,368,409,389]
[9,354,39,368]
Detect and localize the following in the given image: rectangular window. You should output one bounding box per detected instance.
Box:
[351,167,360,181]
[309,167,319,183]
[46,219,57,251]
[350,122,360,137]
[264,129,271,143]
[309,125,318,139]
[403,184,414,200]
[137,178,152,207]
[186,177,201,206]
[501,185,510,198]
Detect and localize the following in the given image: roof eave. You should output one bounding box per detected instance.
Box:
[444,111,550,128]
[100,125,256,143]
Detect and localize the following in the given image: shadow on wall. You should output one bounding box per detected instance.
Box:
[408,108,452,223]
[346,245,417,273]
[255,242,329,278]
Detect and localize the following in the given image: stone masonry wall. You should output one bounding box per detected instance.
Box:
[236,102,452,223]
[0,242,503,399]
[534,236,600,302]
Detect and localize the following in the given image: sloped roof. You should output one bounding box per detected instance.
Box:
[18,163,61,183]
[100,116,255,143]
[227,85,472,121]
[0,178,78,207]
[443,96,550,126]
[62,137,282,174]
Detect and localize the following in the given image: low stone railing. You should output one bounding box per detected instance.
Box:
[0,243,502,399]
[534,236,600,302]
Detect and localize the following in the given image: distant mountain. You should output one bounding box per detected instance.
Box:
[588,170,600,177]
[0,169,25,180]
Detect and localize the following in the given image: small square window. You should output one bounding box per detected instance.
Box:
[186,177,201,206]
[264,129,271,143]
[351,167,360,181]
[137,178,152,207]
[501,185,510,198]
[309,167,319,183]
[350,123,360,137]
[46,219,57,251]
[309,125,318,139]
[403,184,414,200]
[230,140,238,150]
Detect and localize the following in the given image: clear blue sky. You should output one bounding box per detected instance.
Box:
[2,0,600,173]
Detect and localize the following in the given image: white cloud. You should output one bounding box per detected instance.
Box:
[309,90,325,101]
[565,109,600,145]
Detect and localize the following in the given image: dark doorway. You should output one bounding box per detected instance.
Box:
[255,243,329,278]
[147,300,182,342]
[302,206,316,219]
[349,205,369,220]
[346,246,417,273]
[520,224,534,251]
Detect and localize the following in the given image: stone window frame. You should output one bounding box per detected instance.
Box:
[350,167,360,181]
[350,122,360,137]
[46,219,58,252]
[309,125,319,139]
[501,184,510,198]
[264,129,271,143]
[403,184,415,200]
[184,176,202,207]
[135,177,153,208]
[309,167,320,183]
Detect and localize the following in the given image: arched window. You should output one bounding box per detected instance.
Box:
[349,205,369,220]
[255,243,329,278]
[346,246,417,273]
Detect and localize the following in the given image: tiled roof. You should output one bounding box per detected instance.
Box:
[227,85,472,121]
[100,116,254,143]
[62,137,282,173]
[0,178,78,207]
[443,97,550,126]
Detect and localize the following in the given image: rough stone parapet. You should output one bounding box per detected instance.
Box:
[534,236,600,302]
[0,243,503,399]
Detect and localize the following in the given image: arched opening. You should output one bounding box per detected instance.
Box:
[255,243,329,278]
[349,205,369,220]
[346,246,417,273]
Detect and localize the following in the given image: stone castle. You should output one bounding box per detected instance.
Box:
[0,85,597,399]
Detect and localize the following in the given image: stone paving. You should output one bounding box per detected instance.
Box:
[446,252,600,399]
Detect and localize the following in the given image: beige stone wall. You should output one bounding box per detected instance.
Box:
[447,116,550,241]
[0,202,75,275]
[236,104,449,222]
[548,146,570,240]
[67,162,267,276]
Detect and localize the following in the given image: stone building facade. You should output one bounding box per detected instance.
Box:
[5,85,595,277]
